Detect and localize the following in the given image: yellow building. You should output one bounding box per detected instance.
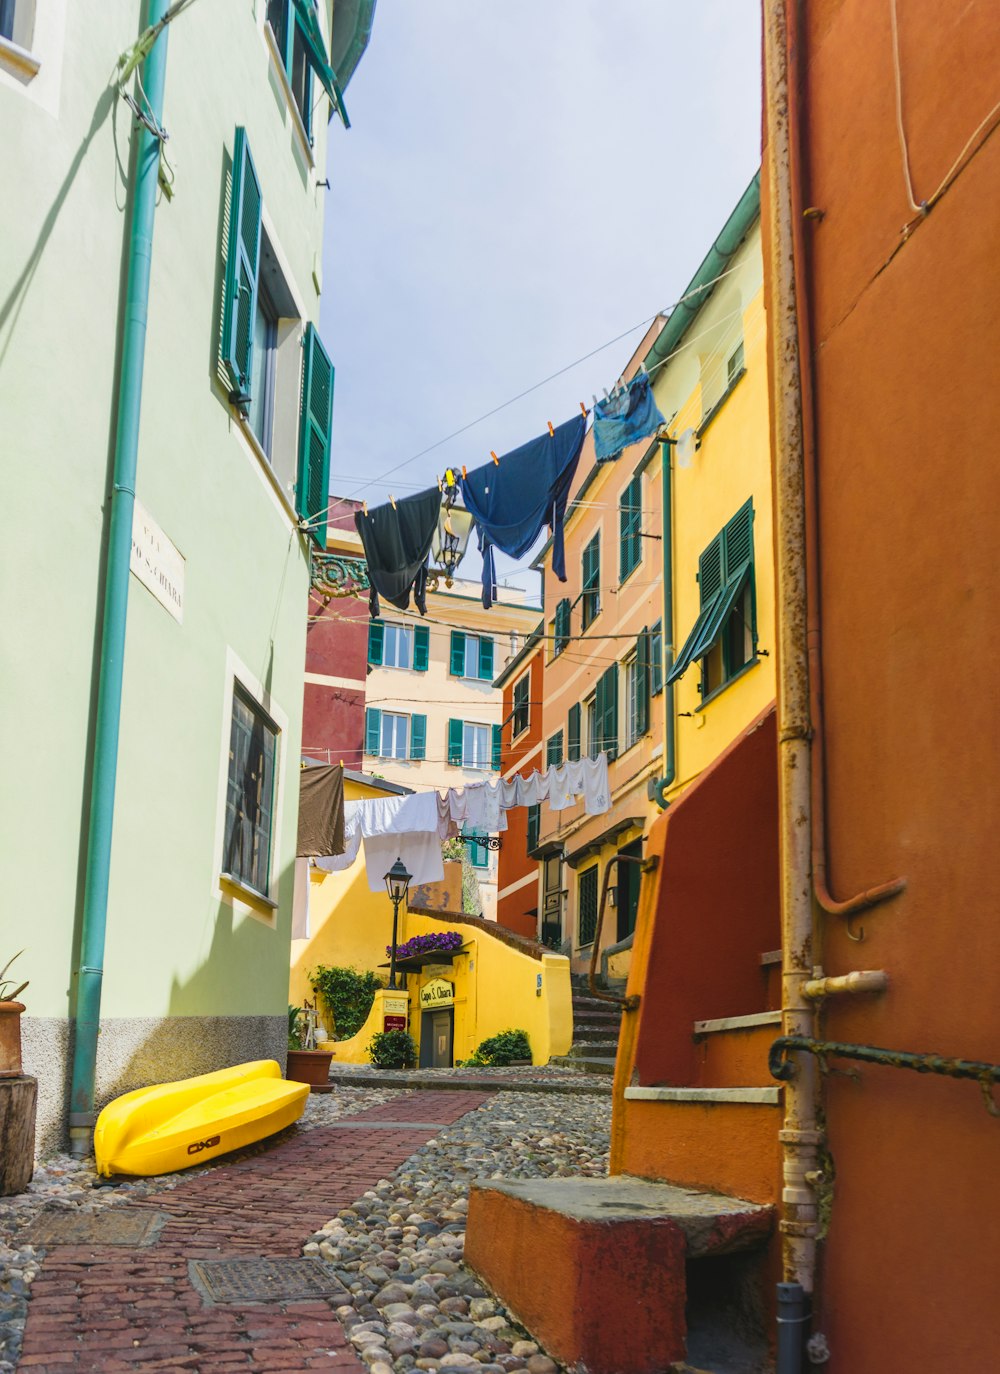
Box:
[363,578,540,919]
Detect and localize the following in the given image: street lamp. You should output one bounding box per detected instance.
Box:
[384,857,412,990]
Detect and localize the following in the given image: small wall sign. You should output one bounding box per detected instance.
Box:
[382,996,408,1018]
[383,1015,407,1032]
[419,978,455,1010]
[130,499,184,623]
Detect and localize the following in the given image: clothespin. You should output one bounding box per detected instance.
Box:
[389,493,397,510]
[462,464,467,479]
[547,421,555,438]
[445,467,456,486]
[491,450,499,465]
[579,401,587,418]
[603,387,610,401]
[339,758,344,768]
[363,500,368,517]
[437,474,443,491]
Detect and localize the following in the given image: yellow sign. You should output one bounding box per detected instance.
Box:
[382,996,408,1018]
[419,978,454,1010]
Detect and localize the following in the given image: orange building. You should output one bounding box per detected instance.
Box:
[756,2,1000,1370]
[494,623,545,938]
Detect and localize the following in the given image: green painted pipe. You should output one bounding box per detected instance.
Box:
[69,0,171,1155]
[652,437,675,808]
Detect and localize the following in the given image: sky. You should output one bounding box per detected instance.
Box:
[319,1,763,596]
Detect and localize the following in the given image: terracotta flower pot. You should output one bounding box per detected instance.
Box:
[0,1001,25,1079]
[285,1048,333,1087]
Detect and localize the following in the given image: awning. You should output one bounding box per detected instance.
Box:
[291,0,350,128]
[667,561,750,685]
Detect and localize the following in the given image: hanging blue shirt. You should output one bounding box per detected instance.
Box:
[592,372,665,463]
[460,414,586,609]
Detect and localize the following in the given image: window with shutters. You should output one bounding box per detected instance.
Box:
[464,832,491,869]
[668,499,757,699]
[546,731,564,768]
[578,866,599,948]
[553,599,571,657]
[624,655,639,750]
[450,632,494,681]
[265,0,316,143]
[619,475,642,584]
[585,694,598,759]
[463,722,491,771]
[512,672,530,738]
[382,623,413,670]
[526,804,541,857]
[380,712,409,760]
[581,534,601,629]
[594,663,619,759]
[222,685,278,899]
[650,620,664,696]
[247,277,279,455]
[567,703,582,763]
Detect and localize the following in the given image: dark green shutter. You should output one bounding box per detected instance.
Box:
[479,636,495,681]
[568,703,581,762]
[650,620,663,696]
[413,624,430,672]
[579,867,599,946]
[297,323,335,549]
[527,803,540,856]
[450,631,466,676]
[723,500,754,576]
[555,598,571,654]
[620,475,642,582]
[698,535,724,604]
[410,714,427,760]
[365,707,381,756]
[367,620,384,667]
[290,0,349,126]
[222,127,262,409]
[636,627,650,736]
[491,723,502,771]
[546,731,564,767]
[599,664,618,757]
[582,536,600,626]
[448,718,464,766]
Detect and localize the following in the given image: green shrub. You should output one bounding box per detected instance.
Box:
[287,1004,303,1051]
[368,1028,417,1069]
[309,965,382,1041]
[466,1028,532,1067]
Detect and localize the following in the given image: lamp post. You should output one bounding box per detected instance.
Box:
[384,857,412,990]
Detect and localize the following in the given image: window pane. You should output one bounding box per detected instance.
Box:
[463,722,488,769]
[383,624,412,669]
[381,712,409,759]
[247,288,276,455]
[223,688,277,895]
[464,635,480,678]
[586,699,598,759]
[290,20,312,132]
[625,658,638,748]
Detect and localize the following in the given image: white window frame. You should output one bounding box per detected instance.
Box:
[624,654,639,751]
[463,722,490,771]
[382,622,413,670]
[512,672,531,739]
[380,711,410,760]
[463,634,483,680]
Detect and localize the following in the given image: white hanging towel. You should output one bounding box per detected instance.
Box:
[362,830,444,893]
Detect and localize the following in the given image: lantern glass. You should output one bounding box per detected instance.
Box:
[384,858,412,906]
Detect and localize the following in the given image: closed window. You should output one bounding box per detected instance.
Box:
[578,866,599,947]
[624,655,639,750]
[364,708,425,761]
[553,598,571,656]
[546,730,564,768]
[512,672,530,738]
[222,686,278,898]
[382,623,413,669]
[380,712,409,760]
[463,722,490,770]
[582,535,601,629]
[450,631,494,681]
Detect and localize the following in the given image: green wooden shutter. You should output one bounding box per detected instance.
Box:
[723,499,754,578]
[365,707,381,756]
[222,127,262,409]
[367,620,384,667]
[568,703,581,762]
[650,620,663,696]
[527,804,540,856]
[450,631,466,676]
[297,323,335,549]
[698,534,724,605]
[601,665,618,757]
[547,731,564,767]
[491,723,502,771]
[448,718,464,766]
[555,598,571,654]
[410,714,427,761]
[413,624,430,672]
[479,636,495,681]
[620,475,642,582]
[636,627,650,735]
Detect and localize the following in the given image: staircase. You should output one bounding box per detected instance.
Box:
[549,976,624,1076]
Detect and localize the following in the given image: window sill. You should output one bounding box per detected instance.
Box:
[220,873,278,911]
[696,653,760,711]
[263,22,316,171]
[698,365,746,440]
[0,35,40,81]
[618,561,642,590]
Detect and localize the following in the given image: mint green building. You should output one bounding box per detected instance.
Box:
[0,0,374,1151]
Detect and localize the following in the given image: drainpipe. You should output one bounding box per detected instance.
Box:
[68,0,171,1155]
[762,0,820,1331]
[651,436,675,806]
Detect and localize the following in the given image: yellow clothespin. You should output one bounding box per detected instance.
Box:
[390,493,397,510]
[579,401,587,418]
[491,450,499,465]
[339,758,344,768]
[547,421,555,438]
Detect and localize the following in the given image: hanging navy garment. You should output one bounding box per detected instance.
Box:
[460,414,586,609]
[355,486,441,619]
[592,372,665,463]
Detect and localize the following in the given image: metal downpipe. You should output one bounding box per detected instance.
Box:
[762,0,820,1311]
[68,0,171,1155]
[652,435,676,807]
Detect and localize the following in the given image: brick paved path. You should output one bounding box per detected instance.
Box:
[18,1091,492,1373]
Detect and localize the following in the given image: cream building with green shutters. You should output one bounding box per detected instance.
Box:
[0,0,374,1151]
[362,580,540,920]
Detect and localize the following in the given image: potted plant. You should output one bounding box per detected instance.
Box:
[285,1004,333,1087]
[0,951,28,1079]
[368,1027,417,1070]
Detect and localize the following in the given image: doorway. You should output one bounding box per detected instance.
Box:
[616,839,643,941]
[419,1009,454,1067]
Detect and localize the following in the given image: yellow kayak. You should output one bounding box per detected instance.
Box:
[94,1059,308,1177]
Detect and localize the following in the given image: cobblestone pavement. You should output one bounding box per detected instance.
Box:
[2,1085,613,1373]
[322,1064,613,1097]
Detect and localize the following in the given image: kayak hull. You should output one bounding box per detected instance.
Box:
[94,1059,309,1177]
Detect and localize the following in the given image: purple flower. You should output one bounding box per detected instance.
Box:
[387,930,464,960]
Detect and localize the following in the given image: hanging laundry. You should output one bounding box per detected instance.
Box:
[546,755,611,813]
[355,486,442,619]
[448,780,506,832]
[297,763,345,857]
[592,371,665,463]
[361,830,444,893]
[291,857,311,940]
[460,414,586,609]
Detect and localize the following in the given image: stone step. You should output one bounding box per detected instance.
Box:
[549,1054,617,1076]
[692,1012,781,1088]
[567,1039,619,1055]
[466,1175,775,1374]
[571,997,623,1018]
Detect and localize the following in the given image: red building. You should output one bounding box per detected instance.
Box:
[301,496,369,766]
[494,624,544,938]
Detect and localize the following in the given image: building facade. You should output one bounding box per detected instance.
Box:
[362,579,540,919]
[494,625,544,938]
[0,0,373,1149]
